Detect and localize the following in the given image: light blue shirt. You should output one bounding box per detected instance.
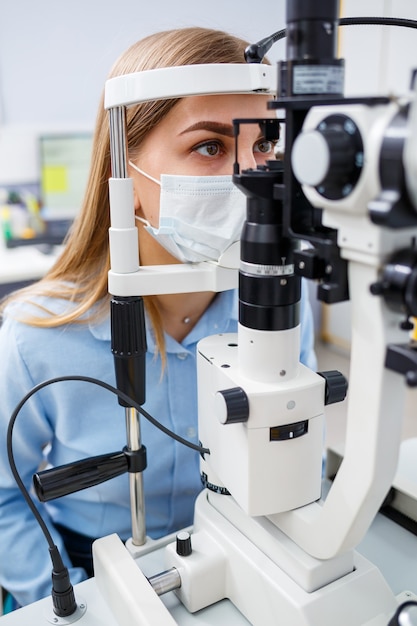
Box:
[0,285,316,606]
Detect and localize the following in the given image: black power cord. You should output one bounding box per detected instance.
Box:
[245,17,417,63]
[6,374,210,616]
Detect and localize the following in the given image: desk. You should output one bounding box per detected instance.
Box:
[0,245,61,295]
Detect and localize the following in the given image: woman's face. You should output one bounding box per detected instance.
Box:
[129,93,277,265]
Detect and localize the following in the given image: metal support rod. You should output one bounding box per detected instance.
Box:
[125,406,146,546]
[109,105,146,545]
[148,568,182,596]
[109,106,128,178]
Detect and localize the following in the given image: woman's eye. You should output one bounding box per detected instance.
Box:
[193,141,223,157]
[254,139,276,155]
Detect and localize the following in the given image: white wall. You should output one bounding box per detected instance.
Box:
[1,1,415,185]
[0,0,287,183]
[341,0,417,96]
[0,0,288,128]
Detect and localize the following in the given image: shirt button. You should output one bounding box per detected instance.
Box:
[186,427,197,438]
[177,352,188,360]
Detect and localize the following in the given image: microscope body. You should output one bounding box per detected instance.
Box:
[197,328,324,516]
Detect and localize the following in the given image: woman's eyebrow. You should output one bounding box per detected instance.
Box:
[179,121,235,137]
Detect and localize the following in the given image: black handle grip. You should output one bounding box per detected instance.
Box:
[33,451,127,501]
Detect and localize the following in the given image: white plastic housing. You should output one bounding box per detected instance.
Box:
[105,64,277,108]
[292,102,400,216]
[197,330,325,516]
[108,177,139,274]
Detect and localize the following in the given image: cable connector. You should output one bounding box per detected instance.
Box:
[49,545,77,617]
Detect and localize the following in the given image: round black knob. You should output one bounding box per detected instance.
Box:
[406,370,417,388]
[318,370,348,405]
[215,387,249,425]
[373,249,417,318]
[176,531,192,557]
[401,319,414,331]
[370,281,386,296]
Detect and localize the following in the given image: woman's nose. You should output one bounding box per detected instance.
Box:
[237,148,257,172]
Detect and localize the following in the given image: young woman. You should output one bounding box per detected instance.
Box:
[0,27,317,607]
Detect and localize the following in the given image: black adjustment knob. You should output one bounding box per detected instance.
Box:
[176,531,192,557]
[215,387,249,425]
[294,248,327,281]
[111,296,147,407]
[406,370,417,387]
[370,249,417,319]
[370,281,387,296]
[401,319,414,331]
[317,370,348,405]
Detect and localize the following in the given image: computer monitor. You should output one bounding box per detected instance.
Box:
[0,133,93,249]
[39,132,93,220]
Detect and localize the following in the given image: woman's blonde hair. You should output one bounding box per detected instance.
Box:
[2,27,258,353]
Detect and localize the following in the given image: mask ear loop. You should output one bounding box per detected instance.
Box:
[129,161,160,229]
[135,215,151,227]
[129,160,161,186]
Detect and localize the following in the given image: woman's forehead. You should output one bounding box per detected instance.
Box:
[166,93,274,130]
[178,93,272,115]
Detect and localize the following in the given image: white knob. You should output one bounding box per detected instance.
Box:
[291,130,330,187]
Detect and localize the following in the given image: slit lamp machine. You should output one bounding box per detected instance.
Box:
[4,1,417,624]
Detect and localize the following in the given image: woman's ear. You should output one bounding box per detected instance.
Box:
[133,186,142,213]
[128,163,142,214]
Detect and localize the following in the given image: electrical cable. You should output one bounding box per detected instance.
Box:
[245,17,417,63]
[339,16,417,30]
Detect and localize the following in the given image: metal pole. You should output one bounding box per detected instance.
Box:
[125,406,146,546]
[109,106,128,178]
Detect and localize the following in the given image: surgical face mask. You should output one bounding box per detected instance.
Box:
[129,161,246,263]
